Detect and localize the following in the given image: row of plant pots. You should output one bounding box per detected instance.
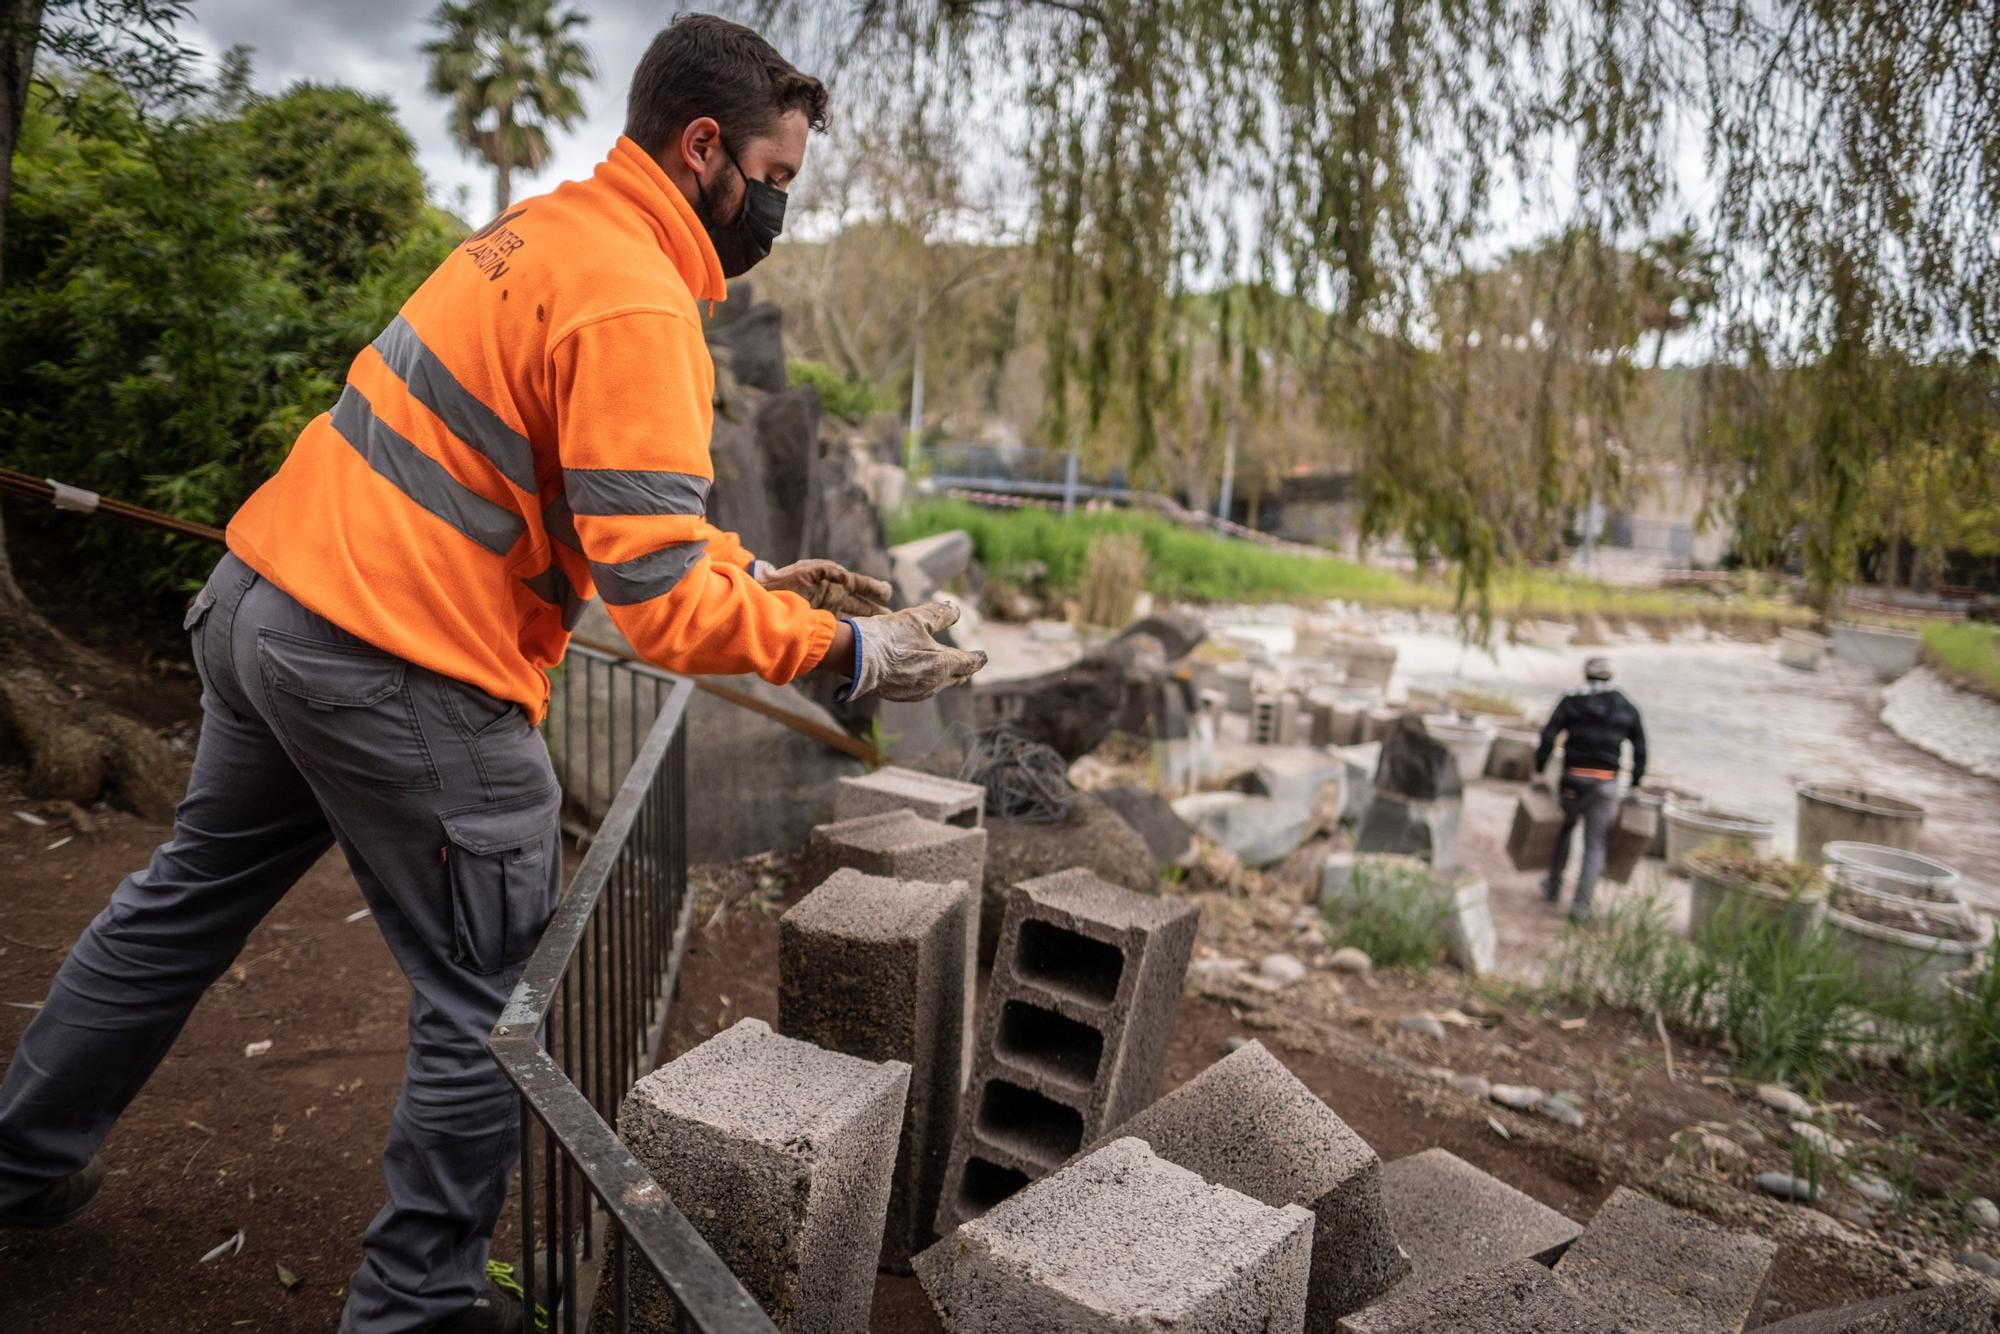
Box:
[1685,841,1988,998]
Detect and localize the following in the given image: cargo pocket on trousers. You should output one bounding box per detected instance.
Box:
[439,786,561,975]
[183,586,218,693]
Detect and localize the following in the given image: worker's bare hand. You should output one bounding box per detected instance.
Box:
[848,602,987,702]
[757,558,894,617]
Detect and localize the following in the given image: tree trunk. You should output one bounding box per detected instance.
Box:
[494,103,513,210]
[0,6,183,818]
[1,0,47,292]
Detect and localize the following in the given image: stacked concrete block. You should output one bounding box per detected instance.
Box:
[804,809,987,1063]
[1338,1260,1616,1334]
[1377,1149,1582,1295]
[1507,787,1565,871]
[1251,691,1303,745]
[935,870,1199,1234]
[915,1137,1314,1333]
[778,870,972,1271]
[616,1018,909,1333]
[1085,1041,1410,1323]
[832,765,984,827]
[1552,1186,1777,1334]
[1757,1280,1996,1333]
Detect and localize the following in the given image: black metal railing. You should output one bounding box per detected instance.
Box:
[490,649,779,1333]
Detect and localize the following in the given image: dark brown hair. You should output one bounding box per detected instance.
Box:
[625,14,829,157]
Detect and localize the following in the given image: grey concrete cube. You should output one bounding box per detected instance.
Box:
[1378,1149,1581,1296]
[779,870,972,1271]
[1356,791,1463,871]
[616,1018,910,1333]
[914,1137,1314,1332]
[1756,1280,1996,1332]
[1089,1040,1409,1322]
[1552,1186,1777,1334]
[1507,787,1565,871]
[935,870,1199,1235]
[1337,1259,1616,1334]
[833,765,984,827]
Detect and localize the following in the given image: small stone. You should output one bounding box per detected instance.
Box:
[1956,1249,2000,1279]
[1757,1083,1812,1119]
[1757,1172,1819,1203]
[1833,1203,1873,1229]
[1193,957,1248,979]
[1790,1121,1847,1160]
[1397,1015,1446,1041]
[1225,1035,1251,1053]
[1847,1172,1897,1207]
[1489,1083,1545,1111]
[1533,1096,1586,1128]
[1967,1197,1999,1231]
[1422,1065,1455,1083]
[1258,953,1308,987]
[1452,1074,1493,1101]
[1327,946,1373,976]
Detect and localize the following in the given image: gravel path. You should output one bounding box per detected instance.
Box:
[1881,667,2000,780]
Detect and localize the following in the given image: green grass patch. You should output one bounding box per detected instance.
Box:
[1319,859,1455,970]
[1921,622,2000,700]
[892,499,1810,630]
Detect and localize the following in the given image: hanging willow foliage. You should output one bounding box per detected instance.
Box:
[755,1,1999,612]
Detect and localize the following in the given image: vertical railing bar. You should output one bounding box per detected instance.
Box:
[615,1229,631,1332]
[520,1099,538,1325]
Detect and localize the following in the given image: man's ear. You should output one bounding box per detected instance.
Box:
[677,116,722,177]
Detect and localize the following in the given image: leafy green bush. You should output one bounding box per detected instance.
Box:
[1320,860,1454,970]
[787,359,886,424]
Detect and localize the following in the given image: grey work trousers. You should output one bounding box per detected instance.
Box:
[1543,772,1622,918]
[0,553,561,1333]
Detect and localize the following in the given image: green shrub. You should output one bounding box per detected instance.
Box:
[1922,622,2000,699]
[787,359,886,423]
[1320,860,1454,970]
[1920,935,1999,1120]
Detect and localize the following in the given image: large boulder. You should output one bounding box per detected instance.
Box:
[701,280,786,393]
[975,629,1197,761]
[887,530,975,608]
[1173,791,1317,869]
[1096,786,1194,867]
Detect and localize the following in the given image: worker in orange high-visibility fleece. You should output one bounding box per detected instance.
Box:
[0,16,981,1334]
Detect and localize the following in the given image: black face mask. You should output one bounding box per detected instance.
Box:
[695,141,786,278]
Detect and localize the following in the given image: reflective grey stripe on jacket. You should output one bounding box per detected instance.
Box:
[371,316,538,494]
[329,386,525,557]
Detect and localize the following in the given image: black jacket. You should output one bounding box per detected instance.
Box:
[1535,687,1646,785]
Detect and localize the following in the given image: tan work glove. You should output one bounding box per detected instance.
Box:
[756,558,894,617]
[847,603,987,702]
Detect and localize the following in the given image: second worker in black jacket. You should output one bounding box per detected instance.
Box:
[1534,656,1647,922]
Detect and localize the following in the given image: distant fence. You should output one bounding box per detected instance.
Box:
[490,652,779,1333]
[934,481,1333,558]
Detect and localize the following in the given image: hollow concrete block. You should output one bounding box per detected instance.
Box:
[935,870,1199,1235]
[616,1018,910,1333]
[1506,787,1565,872]
[1603,797,1658,884]
[833,765,984,827]
[1337,1259,1616,1334]
[779,871,972,1271]
[914,1137,1314,1333]
[1088,1041,1410,1323]
[1755,1279,1996,1333]
[1552,1186,1777,1334]
[1377,1149,1582,1296]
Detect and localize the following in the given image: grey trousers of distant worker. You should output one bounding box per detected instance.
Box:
[1542,773,1622,919]
[0,552,561,1333]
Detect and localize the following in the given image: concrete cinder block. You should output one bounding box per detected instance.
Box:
[1756,1279,1996,1333]
[1552,1186,1777,1334]
[1337,1259,1617,1334]
[616,1018,910,1333]
[1355,791,1462,871]
[779,870,973,1271]
[936,870,1200,1234]
[1339,742,1380,824]
[1378,1149,1582,1295]
[1507,787,1565,871]
[914,1137,1314,1333]
[833,765,985,827]
[1251,691,1303,746]
[1088,1041,1409,1323]
[1603,797,1657,884]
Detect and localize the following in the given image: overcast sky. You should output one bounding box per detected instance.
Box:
[184,1,690,219]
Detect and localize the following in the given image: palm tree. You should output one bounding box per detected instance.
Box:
[424,0,594,213]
